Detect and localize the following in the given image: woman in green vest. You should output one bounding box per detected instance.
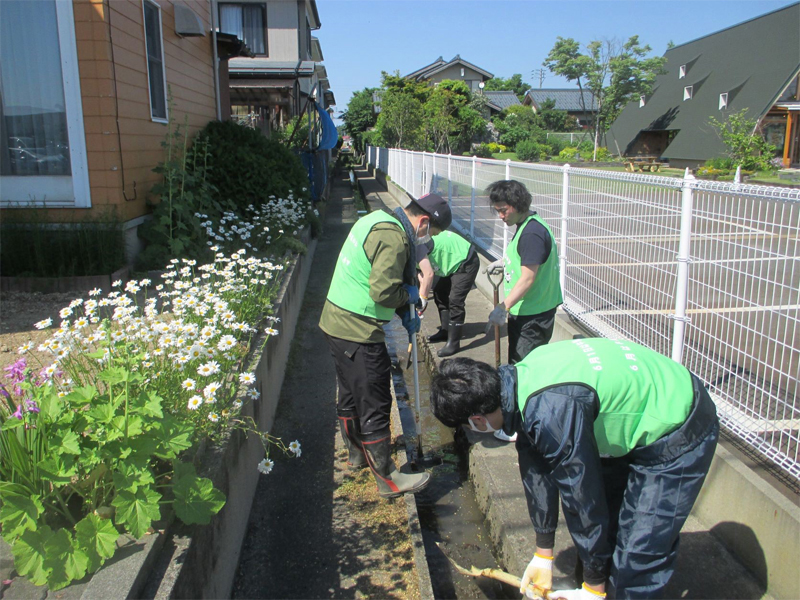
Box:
[429,338,719,600]
[418,229,479,357]
[485,180,563,364]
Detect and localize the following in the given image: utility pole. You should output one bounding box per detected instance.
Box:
[531,69,546,89]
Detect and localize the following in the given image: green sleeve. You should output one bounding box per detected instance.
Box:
[364,223,410,309]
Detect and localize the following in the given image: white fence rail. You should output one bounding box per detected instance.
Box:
[367,145,800,483]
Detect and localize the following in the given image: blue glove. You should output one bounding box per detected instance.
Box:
[403,284,420,304]
[400,307,421,337]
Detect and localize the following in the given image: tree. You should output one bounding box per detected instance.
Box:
[492,105,543,150]
[544,35,666,160]
[341,87,378,153]
[708,108,777,171]
[536,98,577,132]
[484,74,532,101]
[375,88,424,149]
[423,80,485,154]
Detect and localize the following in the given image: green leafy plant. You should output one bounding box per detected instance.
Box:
[516,139,551,162]
[558,146,581,161]
[2,247,303,590]
[707,109,777,171]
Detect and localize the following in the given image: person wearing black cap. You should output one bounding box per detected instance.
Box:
[320,193,450,498]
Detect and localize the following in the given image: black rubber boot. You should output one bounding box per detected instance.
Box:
[427,309,449,343]
[337,412,367,469]
[437,321,463,358]
[362,432,431,498]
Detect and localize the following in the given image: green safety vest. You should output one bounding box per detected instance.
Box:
[427,231,472,277]
[515,338,694,456]
[504,214,563,316]
[326,211,405,321]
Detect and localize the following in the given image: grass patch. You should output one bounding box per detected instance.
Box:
[491,152,518,161]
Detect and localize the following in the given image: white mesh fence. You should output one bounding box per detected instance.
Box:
[367,146,800,483]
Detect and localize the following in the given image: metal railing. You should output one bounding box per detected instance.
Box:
[367,145,800,484]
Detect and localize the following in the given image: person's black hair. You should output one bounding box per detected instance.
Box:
[486,180,531,213]
[430,357,501,427]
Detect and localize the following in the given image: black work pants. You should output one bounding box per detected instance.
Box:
[325,334,392,435]
[432,250,479,325]
[507,307,557,364]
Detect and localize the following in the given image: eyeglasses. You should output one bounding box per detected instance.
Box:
[491,205,512,216]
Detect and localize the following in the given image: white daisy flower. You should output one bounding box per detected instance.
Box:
[289,441,302,457]
[182,378,196,391]
[239,372,256,385]
[208,412,220,422]
[187,395,203,410]
[257,458,274,475]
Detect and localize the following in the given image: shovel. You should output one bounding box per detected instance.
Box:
[485,268,504,368]
[408,302,424,461]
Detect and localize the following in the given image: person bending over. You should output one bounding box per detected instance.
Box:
[430,338,719,599]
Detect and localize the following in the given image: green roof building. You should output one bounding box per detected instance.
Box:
[606,2,800,169]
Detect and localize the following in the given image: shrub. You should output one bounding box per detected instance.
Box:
[473,143,494,159]
[200,121,310,214]
[696,166,730,177]
[579,146,613,161]
[705,156,735,170]
[516,139,551,162]
[544,137,569,156]
[487,142,507,154]
[558,147,580,161]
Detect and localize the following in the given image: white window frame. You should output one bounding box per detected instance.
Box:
[683,85,693,101]
[719,92,728,110]
[679,65,686,79]
[0,0,90,208]
[639,94,646,107]
[143,0,169,123]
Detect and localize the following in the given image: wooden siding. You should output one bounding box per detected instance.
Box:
[45,0,217,224]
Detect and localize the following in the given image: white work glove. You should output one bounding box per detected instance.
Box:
[485,303,507,334]
[418,296,429,314]
[550,584,607,600]
[485,258,504,275]
[520,553,553,599]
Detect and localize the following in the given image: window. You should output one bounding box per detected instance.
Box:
[219,3,266,55]
[683,86,693,101]
[639,94,646,107]
[143,0,167,121]
[719,93,728,110]
[460,68,465,77]
[0,0,90,206]
[679,65,686,79]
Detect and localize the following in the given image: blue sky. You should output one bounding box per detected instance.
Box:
[315,0,796,125]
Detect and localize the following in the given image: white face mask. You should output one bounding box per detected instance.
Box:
[415,220,432,244]
[467,416,500,434]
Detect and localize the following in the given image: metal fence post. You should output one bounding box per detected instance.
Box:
[447,154,452,205]
[504,159,512,254]
[470,155,477,238]
[560,164,570,294]
[405,150,411,194]
[672,170,695,363]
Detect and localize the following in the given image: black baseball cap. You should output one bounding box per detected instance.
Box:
[413,193,452,230]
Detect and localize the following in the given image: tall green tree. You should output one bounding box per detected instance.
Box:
[484,74,532,101]
[375,88,424,149]
[492,105,543,150]
[536,98,577,132]
[544,35,666,159]
[423,80,485,154]
[341,87,378,153]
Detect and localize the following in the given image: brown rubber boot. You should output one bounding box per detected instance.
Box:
[361,433,430,498]
[337,413,367,469]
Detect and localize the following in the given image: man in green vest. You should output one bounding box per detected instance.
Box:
[430,338,719,600]
[418,229,479,357]
[485,180,563,364]
[320,193,452,498]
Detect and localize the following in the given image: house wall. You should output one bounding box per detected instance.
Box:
[429,65,487,90]
[40,0,217,226]
[266,0,299,61]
